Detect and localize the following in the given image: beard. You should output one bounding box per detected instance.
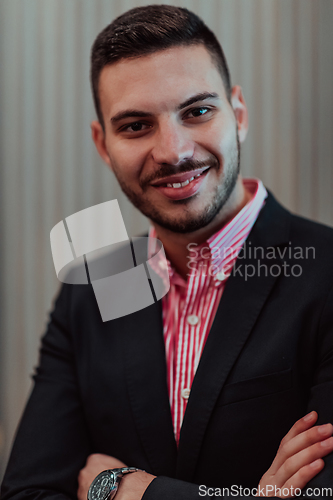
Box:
[111,130,240,234]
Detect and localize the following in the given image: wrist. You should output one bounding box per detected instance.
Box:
[87,467,140,500]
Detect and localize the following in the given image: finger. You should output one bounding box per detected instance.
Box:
[77,470,90,499]
[281,411,318,443]
[269,412,319,473]
[271,422,333,473]
[77,483,87,500]
[86,453,126,470]
[274,437,333,486]
[281,459,325,497]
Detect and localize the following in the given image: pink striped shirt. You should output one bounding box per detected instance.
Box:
[148,179,267,443]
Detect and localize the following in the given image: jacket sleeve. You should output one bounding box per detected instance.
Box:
[304,282,333,492]
[143,477,262,499]
[1,284,92,500]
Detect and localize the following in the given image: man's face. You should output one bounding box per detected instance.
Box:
[93,44,247,233]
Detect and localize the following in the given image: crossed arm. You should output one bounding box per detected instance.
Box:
[77,411,333,500]
[2,283,333,500]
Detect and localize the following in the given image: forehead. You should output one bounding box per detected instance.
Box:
[98,45,227,119]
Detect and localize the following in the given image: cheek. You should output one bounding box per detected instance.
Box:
[193,120,235,160]
[106,141,144,181]
[212,125,237,162]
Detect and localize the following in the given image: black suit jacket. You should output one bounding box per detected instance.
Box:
[2,192,333,499]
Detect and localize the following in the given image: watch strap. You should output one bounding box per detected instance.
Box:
[109,466,139,480]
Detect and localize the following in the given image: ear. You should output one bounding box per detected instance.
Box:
[91,120,112,168]
[231,85,248,143]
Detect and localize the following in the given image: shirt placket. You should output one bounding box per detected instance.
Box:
[173,256,211,442]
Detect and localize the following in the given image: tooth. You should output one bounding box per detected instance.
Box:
[166,176,197,188]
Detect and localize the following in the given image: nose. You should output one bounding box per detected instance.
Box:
[151,119,194,165]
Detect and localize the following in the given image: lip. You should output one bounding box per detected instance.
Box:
[150,166,211,187]
[151,167,211,200]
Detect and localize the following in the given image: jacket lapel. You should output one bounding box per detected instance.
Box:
[121,299,177,476]
[176,193,291,481]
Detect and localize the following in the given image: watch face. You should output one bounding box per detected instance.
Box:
[89,471,115,500]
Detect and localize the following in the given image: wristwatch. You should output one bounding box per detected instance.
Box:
[87,467,139,500]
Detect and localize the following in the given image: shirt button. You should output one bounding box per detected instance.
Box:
[187,314,199,326]
[216,270,228,281]
[181,388,191,400]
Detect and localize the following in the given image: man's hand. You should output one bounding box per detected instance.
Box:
[77,453,155,500]
[78,454,126,500]
[115,470,156,500]
[257,411,333,497]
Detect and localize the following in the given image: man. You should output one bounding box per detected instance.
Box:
[2,5,333,499]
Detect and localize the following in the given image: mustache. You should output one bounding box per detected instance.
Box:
[142,156,219,189]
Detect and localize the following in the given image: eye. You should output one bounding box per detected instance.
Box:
[121,121,151,133]
[184,106,212,120]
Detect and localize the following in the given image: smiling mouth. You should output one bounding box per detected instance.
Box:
[150,165,212,202]
[163,171,207,188]
[151,166,211,189]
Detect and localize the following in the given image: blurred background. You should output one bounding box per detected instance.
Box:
[0,0,332,480]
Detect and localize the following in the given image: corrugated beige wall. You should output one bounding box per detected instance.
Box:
[1,0,332,477]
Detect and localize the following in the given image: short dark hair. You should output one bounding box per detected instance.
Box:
[90,4,232,128]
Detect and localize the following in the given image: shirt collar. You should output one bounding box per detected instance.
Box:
[207,178,267,275]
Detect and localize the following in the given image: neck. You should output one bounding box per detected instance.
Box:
[151,176,252,281]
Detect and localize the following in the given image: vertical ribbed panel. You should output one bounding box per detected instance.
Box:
[0,0,332,476]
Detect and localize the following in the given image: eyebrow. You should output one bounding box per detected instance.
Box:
[111,110,153,124]
[110,92,219,125]
[177,92,219,110]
